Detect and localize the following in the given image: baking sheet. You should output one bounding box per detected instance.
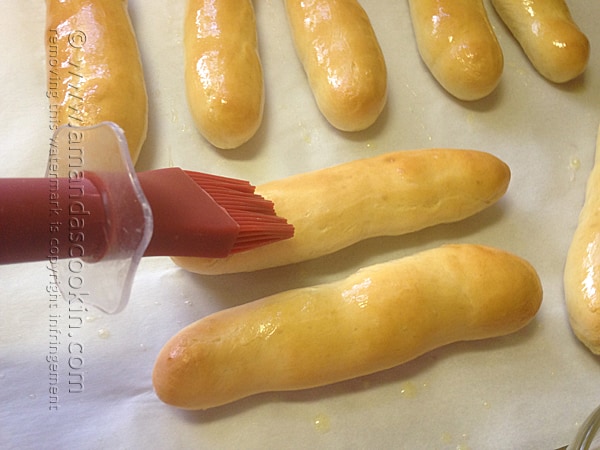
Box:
[1,0,599,448]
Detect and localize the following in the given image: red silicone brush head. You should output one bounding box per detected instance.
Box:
[182,170,294,253]
[138,168,294,258]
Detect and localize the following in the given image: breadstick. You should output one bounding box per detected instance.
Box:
[184,0,264,149]
[284,0,387,131]
[173,149,511,274]
[46,0,148,164]
[564,125,600,354]
[491,0,589,83]
[407,0,504,101]
[154,244,542,410]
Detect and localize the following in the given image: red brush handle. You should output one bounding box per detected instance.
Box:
[0,177,108,264]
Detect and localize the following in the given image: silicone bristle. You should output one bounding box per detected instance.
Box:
[183,170,294,252]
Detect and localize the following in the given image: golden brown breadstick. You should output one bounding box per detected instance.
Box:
[154,244,542,410]
[564,125,600,354]
[407,0,504,101]
[491,0,589,83]
[184,0,264,149]
[46,0,148,163]
[284,0,387,131]
[173,149,511,274]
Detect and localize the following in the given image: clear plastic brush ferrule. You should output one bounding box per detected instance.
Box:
[45,122,153,314]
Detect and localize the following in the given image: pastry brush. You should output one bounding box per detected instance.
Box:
[0,122,294,313]
[0,167,294,263]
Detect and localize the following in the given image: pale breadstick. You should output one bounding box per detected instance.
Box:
[564,125,600,354]
[173,149,511,274]
[407,0,504,101]
[284,0,387,131]
[154,244,542,410]
[184,0,264,149]
[46,0,148,163]
[491,0,589,83]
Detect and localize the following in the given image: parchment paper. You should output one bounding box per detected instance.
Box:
[1,1,599,448]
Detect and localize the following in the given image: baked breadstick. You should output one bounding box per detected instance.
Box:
[491,0,589,83]
[46,0,148,163]
[407,0,504,101]
[284,0,387,131]
[154,244,542,410]
[173,149,511,274]
[564,125,600,354]
[184,0,264,149]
